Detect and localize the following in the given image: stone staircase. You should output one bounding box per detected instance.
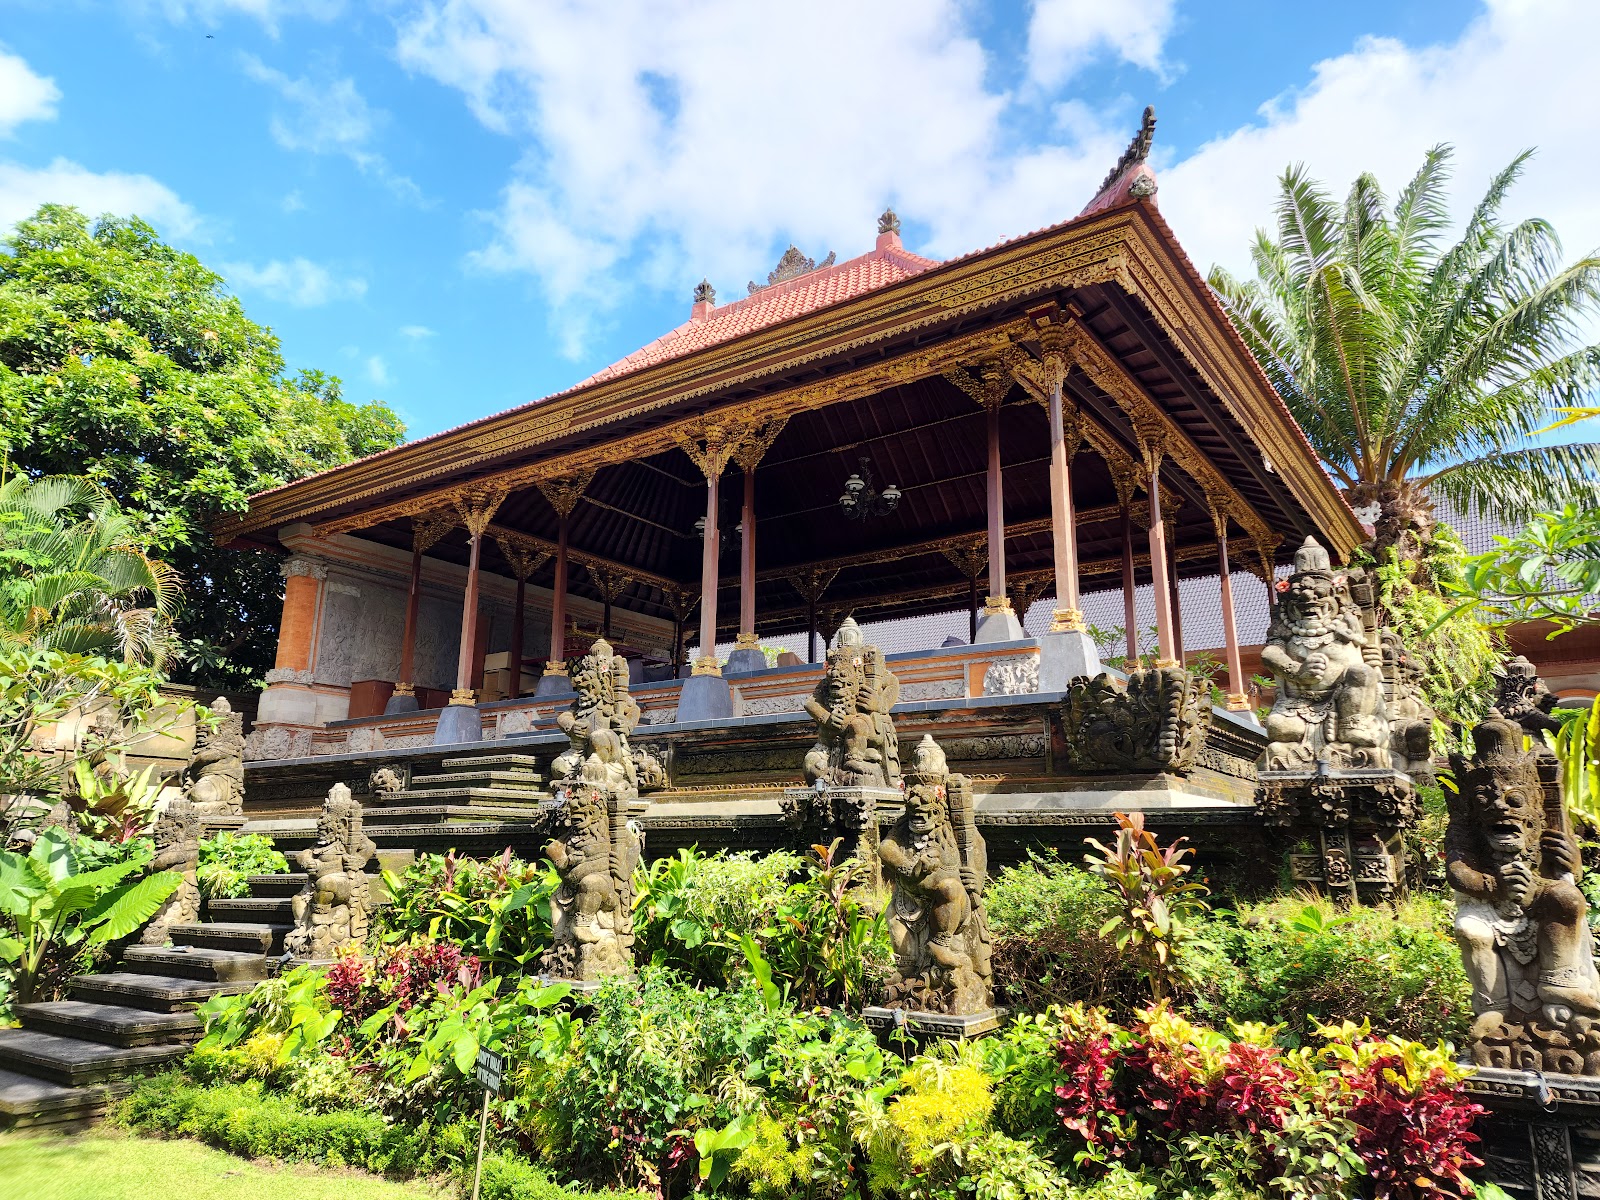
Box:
[0,872,297,1130]
[362,753,553,833]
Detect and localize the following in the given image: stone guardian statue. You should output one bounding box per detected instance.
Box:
[870,735,996,1033]
[140,798,201,945]
[185,697,246,817]
[284,783,377,961]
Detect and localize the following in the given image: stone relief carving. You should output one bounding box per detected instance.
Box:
[140,798,200,945]
[899,680,965,703]
[1450,712,1600,1074]
[497,710,535,738]
[347,727,386,754]
[1060,667,1211,773]
[243,725,313,762]
[285,783,377,961]
[368,766,405,796]
[982,655,1039,697]
[185,697,245,816]
[739,694,810,718]
[801,618,901,789]
[263,668,315,686]
[878,736,993,1016]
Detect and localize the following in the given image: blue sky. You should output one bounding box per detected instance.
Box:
[0,0,1594,441]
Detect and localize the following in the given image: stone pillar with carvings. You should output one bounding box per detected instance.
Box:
[387,511,455,715]
[252,555,329,752]
[1008,326,1101,689]
[944,362,1025,643]
[535,472,593,697]
[434,487,505,745]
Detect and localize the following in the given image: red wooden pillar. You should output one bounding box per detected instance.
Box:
[1120,502,1139,663]
[735,466,758,653]
[545,515,570,679]
[985,402,1007,611]
[395,544,423,696]
[1145,451,1178,668]
[1214,508,1249,711]
[695,469,722,675]
[1045,379,1085,633]
[451,528,485,704]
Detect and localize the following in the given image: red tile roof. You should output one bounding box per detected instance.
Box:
[576,234,941,387]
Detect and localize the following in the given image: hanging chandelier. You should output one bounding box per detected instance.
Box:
[837,457,901,521]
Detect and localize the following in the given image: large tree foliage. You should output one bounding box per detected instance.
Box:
[0,205,404,687]
[0,474,179,666]
[1210,147,1600,561]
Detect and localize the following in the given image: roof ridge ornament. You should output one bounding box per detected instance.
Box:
[877,208,901,236]
[1079,105,1158,217]
[748,244,837,295]
[692,278,715,305]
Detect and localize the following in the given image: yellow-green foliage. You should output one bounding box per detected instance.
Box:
[189,1031,288,1085]
[863,1060,994,1199]
[729,1113,809,1200]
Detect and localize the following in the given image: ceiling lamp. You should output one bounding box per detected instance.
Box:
[837,457,900,521]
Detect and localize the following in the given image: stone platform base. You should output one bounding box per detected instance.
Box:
[1463,1065,1600,1195]
[863,1006,1004,1042]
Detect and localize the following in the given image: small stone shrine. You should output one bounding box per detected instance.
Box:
[185,697,246,822]
[537,639,646,986]
[1256,536,1419,900]
[284,783,377,962]
[867,735,996,1038]
[139,798,201,946]
[783,619,902,865]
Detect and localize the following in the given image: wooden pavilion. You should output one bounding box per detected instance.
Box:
[225,111,1362,762]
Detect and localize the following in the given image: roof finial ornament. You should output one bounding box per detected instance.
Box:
[748,244,837,295]
[693,278,716,305]
[877,207,901,237]
[1078,104,1159,218]
[1096,105,1156,196]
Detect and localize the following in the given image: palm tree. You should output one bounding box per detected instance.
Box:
[0,474,180,666]
[1209,146,1600,561]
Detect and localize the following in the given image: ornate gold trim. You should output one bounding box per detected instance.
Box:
[542,662,569,677]
[536,470,596,519]
[1226,693,1252,712]
[391,682,414,697]
[1050,607,1086,633]
[495,537,551,582]
[692,654,722,677]
[982,595,1012,615]
[411,510,455,555]
[733,632,760,650]
[453,485,506,538]
[448,688,477,706]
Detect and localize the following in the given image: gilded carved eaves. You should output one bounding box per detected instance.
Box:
[495,537,551,582]
[411,510,456,555]
[536,469,596,518]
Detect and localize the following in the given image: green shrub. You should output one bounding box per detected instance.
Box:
[986,854,1146,1017]
[471,1151,636,1200]
[634,847,802,984]
[197,832,288,900]
[1191,895,1472,1045]
[380,850,555,974]
[116,1073,432,1175]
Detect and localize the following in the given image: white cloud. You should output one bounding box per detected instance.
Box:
[280,188,306,212]
[0,158,200,236]
[154,0,342,34]
[1162,0,1600,281]
[397,0,1139,356]
[242,55,421,200]
[0,46,59,135]
[399,324,435,339]
[223,256,367,306]
[1026,0,1177,89]
[366,354,390,385]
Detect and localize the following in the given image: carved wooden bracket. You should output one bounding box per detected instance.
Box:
[536,469,597,518]
[784,567,839,605]
[586,563,636,602]
[411,510,456,555]
[943,360,1015,411]
[453,485,507,538]
[495,537,551,582]
[937,536,988,581]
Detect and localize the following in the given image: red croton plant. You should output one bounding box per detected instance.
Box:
[1051,1004,1483,1198]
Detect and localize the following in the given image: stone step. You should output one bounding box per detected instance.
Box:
[246,873,305,898]
[208,896,295,923]
[0,1066,115,1131]
[442,754,544,770]
[362,803,551,826]
[408,770,545,790]
[121,945,266,983]
[0,1028,189,1087]
[15,1002,201,1048]
[379,787,551,808]
[69,972,255,1013]
[170,922,292,955]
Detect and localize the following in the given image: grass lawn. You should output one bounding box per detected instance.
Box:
[0,1128,452,1200]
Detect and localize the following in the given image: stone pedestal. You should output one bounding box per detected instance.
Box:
[383,691,419,715]
[1464,1066,1600,1195]
[863,1006,1003,1043]
[678,672,734,721]
[1258,765,1415,902]
[1036,629,1101,692]
[974,607,1026,643]
[724,647,767,675]
[433,702,484,745]
[534,671,574,698]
